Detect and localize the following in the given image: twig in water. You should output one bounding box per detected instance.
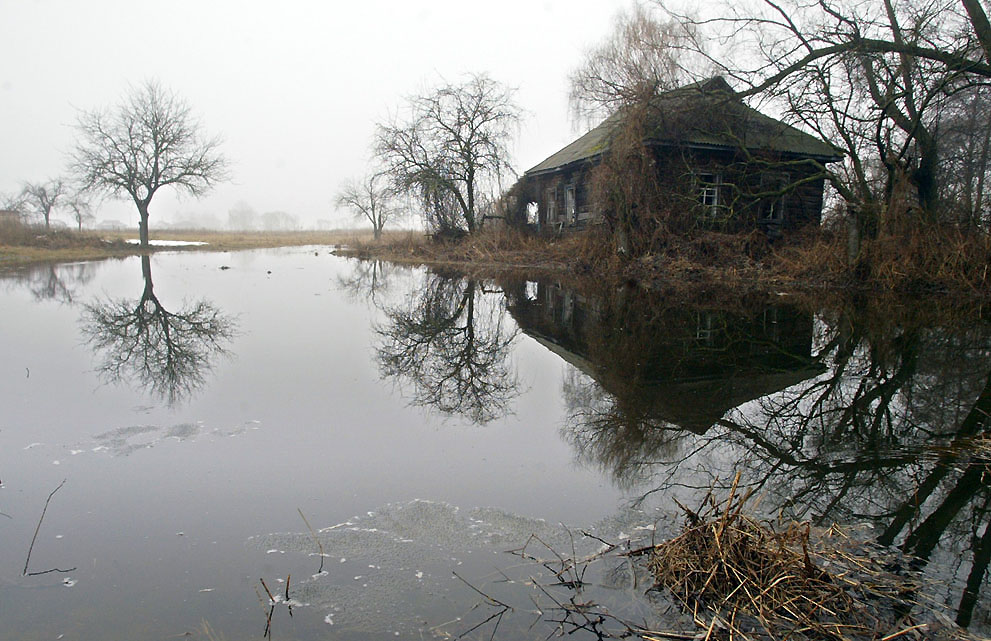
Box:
[453,571,513,610]
[259,577,276,603]
[26,566,76,577]
[23,479,70,576]
[298,508,326,574]
[285,573,293,617]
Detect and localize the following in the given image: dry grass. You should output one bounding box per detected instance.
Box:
[338,225,619,280]
[0,218,387,270]
[769,226,991,296]
[338,223,991,304]
[647,474,964,641]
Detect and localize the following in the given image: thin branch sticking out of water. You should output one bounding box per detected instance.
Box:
[298,508,325,574]
[23,479,76,577]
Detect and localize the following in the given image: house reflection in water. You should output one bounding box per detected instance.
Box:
[504,279,821,435]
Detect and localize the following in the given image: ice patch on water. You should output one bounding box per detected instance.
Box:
[125,239,208,247]
[248,499,666,637]
[24,442,43,450]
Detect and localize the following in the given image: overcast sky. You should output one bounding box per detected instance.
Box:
[0,0,637,229]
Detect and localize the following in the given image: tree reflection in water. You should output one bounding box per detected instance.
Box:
[0,261,97,303]
[80,255,237,405]
[507,278,991,631]
[336,258,404,306]
[376,272,519,424]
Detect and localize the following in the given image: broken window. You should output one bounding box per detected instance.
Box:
[697,172,722,216]
[526,202,538,225]
[564,185,576,222]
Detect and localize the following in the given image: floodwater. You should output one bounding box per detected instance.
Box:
[1,247,989,640]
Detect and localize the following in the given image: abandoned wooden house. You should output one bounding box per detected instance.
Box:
[513,77,841,236]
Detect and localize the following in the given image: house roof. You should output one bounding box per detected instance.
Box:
[526,77,841,175]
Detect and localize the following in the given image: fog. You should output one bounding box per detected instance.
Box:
[0,0,625,230]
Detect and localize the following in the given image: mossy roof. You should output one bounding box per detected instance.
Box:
[526,77,842,175]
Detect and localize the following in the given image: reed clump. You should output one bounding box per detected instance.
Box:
[647,475,963,641]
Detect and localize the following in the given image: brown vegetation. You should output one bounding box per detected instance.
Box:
[646,475,967,640]
[0,218,381,270]
[341,224,991,303]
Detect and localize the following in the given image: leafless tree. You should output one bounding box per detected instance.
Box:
[260,210,298,231]
[66,193,95,231]
[663,0,991,228]
[1,191,27,217]
[568,3,708,124]
[335,172,397,240]
[21,178,66,230]
[938,85,991,228]
[227,201,259,231]
[375,73,520,236]
[71,80,228,247]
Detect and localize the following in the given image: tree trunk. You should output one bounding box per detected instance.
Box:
[914,133,940,217]
[138,202,150,247]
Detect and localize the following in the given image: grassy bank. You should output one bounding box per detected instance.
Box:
[337,225,991,303]
[0,221,385,270]
[5,219,988,303]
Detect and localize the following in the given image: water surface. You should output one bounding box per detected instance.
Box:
[1,248,989,639]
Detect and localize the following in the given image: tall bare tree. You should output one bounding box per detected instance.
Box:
[21,178,66,230]
[227,201,258,231]
[71,81,228,247]
[568,3,707,123]
[665,0,991,228]
[335,172,396,240]
[67,194,95,231]
[375,73,520,236]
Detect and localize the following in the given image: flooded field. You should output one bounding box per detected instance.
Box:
[1,247,989,640]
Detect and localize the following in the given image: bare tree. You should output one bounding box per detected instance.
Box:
[375,73,520,236]
[568,3,707,123]
[66,194,95,231]
[227,201,259,231]
[71,80,228,247]
[21,178,66,231]
[938,85,991,228]
[335,172,397,240]
[665,0,991,226]
[260,210,298,231]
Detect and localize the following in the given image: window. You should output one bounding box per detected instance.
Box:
[545,188,557,222]
[564,185,576,222]
[761,172,789,222]
[526,202,538,225]
[697,172,722,216]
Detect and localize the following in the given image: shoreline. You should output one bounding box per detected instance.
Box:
[4,226,989,309]
[0,228,382,272]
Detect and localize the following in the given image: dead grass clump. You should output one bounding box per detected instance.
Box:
[648,474,957,640]
[769,225,991,297]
